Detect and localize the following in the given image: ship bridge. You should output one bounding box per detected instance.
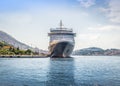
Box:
[48,20,76,43]
[48,20,76,36]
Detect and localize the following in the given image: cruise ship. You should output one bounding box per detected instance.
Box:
[48,21,76,57]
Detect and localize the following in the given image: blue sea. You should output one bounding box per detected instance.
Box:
[0,56,120,86]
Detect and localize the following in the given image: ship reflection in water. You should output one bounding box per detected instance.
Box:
[0,56,120,86]
[46,58,75,86]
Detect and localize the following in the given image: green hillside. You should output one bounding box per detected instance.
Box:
[0,41,38,55]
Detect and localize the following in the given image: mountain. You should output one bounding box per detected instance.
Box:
[0,31,30,50]
[0,30,45,53]
[73,47,120,56]
[104,49,120,56]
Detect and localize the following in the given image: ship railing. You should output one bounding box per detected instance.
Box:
[48,32,76,35]
[50,28,73,32]
[50,39,74,43]
[50,31,73,33]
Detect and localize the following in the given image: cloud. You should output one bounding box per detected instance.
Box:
[88,25,120,31]
[100,0,120,23]
[75,24,120,49]
[77,33,100,41]
[77,0,95,8]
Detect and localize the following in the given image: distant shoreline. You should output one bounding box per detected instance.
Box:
[1,54,120,58]
[0,55,48,58]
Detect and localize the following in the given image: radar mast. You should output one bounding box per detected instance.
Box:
[60,20,63,29]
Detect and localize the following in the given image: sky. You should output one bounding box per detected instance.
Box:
[0,0,120,50]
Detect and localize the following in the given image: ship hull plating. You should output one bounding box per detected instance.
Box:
[49,41,74,58]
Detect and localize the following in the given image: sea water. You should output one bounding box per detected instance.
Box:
[0,56,120,86]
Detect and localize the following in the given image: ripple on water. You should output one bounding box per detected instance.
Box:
[0,56,120,86]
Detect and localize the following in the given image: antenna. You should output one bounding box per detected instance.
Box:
[60,20,63,29]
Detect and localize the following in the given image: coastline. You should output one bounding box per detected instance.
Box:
[0,55,119,58]
[0,55,48,58]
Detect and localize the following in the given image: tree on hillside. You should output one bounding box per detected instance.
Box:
[25,49,32,55]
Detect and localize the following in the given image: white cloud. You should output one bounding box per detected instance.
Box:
[100,0,120,23]
[88,25,120,31]
[108,0,120,23]
[77,33,100,41]
[75,24,120,50]
[77,0,95,8]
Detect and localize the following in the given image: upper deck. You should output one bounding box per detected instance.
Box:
[48,20,76,36]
